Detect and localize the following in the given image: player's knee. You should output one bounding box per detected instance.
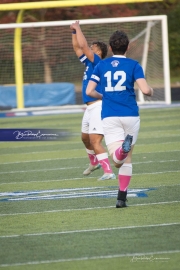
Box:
[113,161,123,168]
[111,154,123,168]
[125,153,132,163]
[89,135,103,147]
[81,134,91,147]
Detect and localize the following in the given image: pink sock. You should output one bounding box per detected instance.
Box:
[118,163,132,191]
[118,175,131,191]
[86,149,99,166]
[96,153,113,173]
[87,153,99,166]
[114,146,128,162]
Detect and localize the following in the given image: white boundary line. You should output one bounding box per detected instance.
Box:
[0,150,179,163]
[0,200,179,217]
[1,250,180,267]
[0,170,180,185]
[1,222,180,238]
[0,159,179,174]
[0,147,180,156]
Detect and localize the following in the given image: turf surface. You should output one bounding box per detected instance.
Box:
[0,106,180,270]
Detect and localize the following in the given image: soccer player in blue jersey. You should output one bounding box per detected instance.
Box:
[86,30,153,207]
[70,21,115,180]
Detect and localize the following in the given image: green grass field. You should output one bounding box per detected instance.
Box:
[0,106,180,270]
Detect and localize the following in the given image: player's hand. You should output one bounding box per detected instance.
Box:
[71,21,80,31]
[70,25,75,30]
[149,87,153,96]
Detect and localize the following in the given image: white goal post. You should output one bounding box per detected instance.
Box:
[0,15,171,106]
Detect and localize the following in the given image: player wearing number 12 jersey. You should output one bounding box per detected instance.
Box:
[86,30,153,207]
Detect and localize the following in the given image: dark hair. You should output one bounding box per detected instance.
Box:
[109,30,129,55]
[92,41,108,59]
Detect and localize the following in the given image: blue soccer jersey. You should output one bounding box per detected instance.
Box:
[79,53,102,103]
[90,55,145,118]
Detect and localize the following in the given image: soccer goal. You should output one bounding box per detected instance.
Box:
[0,15,171,105]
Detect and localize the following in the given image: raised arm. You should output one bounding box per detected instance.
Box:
[71,21,94,62]
[136,78,153,96]
[70,23,83,58]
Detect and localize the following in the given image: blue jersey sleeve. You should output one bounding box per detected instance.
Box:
[79,54,88,65]
[93,54,101,65]
[79,53,102,103]
[79,53,101,66]
[90,63,101,84]
[134,62,145,80]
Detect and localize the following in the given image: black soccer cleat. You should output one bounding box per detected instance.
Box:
[116,190,128,208]
[116,200,127,208]
[122,134,133,153]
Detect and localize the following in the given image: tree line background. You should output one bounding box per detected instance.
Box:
[0,0,179,82]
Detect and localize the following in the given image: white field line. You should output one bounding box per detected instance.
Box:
[0,149,180,164]
[1,250,180,267]
[0,200,179,217]
[0,167,73,174]
[0,170,180,185]
[0,157,83,165]
[0,140,179,151]
[0,159,179,174]
[0,222,180,239]
[1,142,180,156]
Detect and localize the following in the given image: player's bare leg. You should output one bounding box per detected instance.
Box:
[81,132,93,150]
[89,133,115,180]
[112,134,133,168]
[112,143,134,208]
[81,132,101,175]
[107,134,134,207]
[89,133,105,154]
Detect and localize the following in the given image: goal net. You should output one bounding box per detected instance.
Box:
[0,15,171,105]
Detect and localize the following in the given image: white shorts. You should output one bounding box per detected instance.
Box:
[81,100,104,135]
[102,116,140,147]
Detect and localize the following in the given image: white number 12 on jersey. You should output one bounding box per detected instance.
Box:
[104,71,126,91]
